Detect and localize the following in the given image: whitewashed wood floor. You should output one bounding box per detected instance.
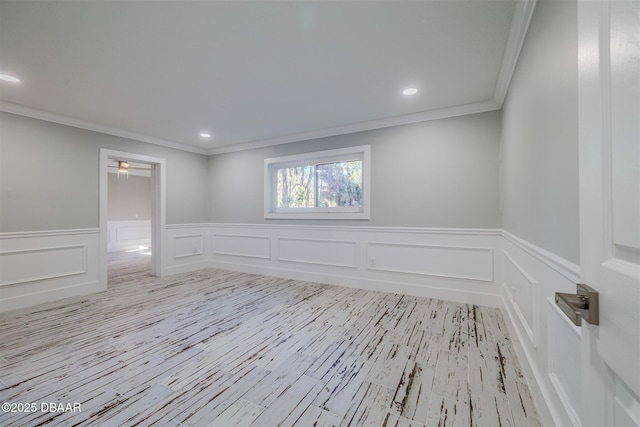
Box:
[0,251,540,427]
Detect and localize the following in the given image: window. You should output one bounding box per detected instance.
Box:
[264,145,371,219]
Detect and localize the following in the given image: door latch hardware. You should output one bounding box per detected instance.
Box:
[555,283,599,326]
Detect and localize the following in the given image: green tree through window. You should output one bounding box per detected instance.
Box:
[276,161,362,209]
[265,145,370,219]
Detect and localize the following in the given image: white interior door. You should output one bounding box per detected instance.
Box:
[578,0,640,425]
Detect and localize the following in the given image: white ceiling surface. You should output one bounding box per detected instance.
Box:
[0,1,534,155]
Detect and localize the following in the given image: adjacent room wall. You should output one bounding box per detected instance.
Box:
[0,111,211,232]
[107,173,151,221]
[106,173,152,253]
[209,111,501,229]
[500,0,579,263]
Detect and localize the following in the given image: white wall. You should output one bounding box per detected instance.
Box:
[210,111,501,229]
[500,0,579,264]
[107,174,152,252]
[107,173,151,221]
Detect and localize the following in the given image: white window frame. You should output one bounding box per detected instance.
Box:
[264,145,371,220]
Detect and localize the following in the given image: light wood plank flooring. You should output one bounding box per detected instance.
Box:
[0,251,540,426]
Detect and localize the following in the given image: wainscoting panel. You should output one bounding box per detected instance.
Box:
[204,224,502,308]
[166,226,210,275]
[107,220,151,253]
[173,234,204,259]
[213,233,271,259]
[547,298,582,427]
[500,231,581,427]
[613,375,640,426]
[503,251,537,347]
[0,229,100,313]
[277,237,357,268]
[0,244,86,287]
[367,241,493,282]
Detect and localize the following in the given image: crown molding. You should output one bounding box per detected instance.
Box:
[0,101,209,155]
[205,0,537,156]
[206,99,501,155]
[493,0,538,107]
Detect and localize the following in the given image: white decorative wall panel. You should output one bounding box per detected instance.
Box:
[213,234,270,259]
[277,237,357,268]
[547,298,582,427]
[613,375,640,426]
[203,224,502,307]
[165,226,210,275]
[116,226,150,242]
[0,229,100,313]
[503,251,537,346]
[367,241,493,282]
[173,234,204,259]
[0,224,504,312]
[107,220,151,253]
[500,231,582,427]
[0,245,86,287]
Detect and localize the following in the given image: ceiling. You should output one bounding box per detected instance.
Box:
[0,0,535,155]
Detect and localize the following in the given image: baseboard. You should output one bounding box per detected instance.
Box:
[165,260,212,276]
[209,259,502,308]
[0,280,102,313]
[500,292,564,427]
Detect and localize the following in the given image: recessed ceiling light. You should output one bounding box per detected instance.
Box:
[402,87,418,96]
[0,73,21,83]
[200,133,211,138]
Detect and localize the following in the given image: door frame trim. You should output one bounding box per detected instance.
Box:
[99,148,166,289]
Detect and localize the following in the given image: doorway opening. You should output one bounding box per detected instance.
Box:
[99,149,166,291]
[106,159,152,282]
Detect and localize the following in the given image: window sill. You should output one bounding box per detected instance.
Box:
[264,211,370,220]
